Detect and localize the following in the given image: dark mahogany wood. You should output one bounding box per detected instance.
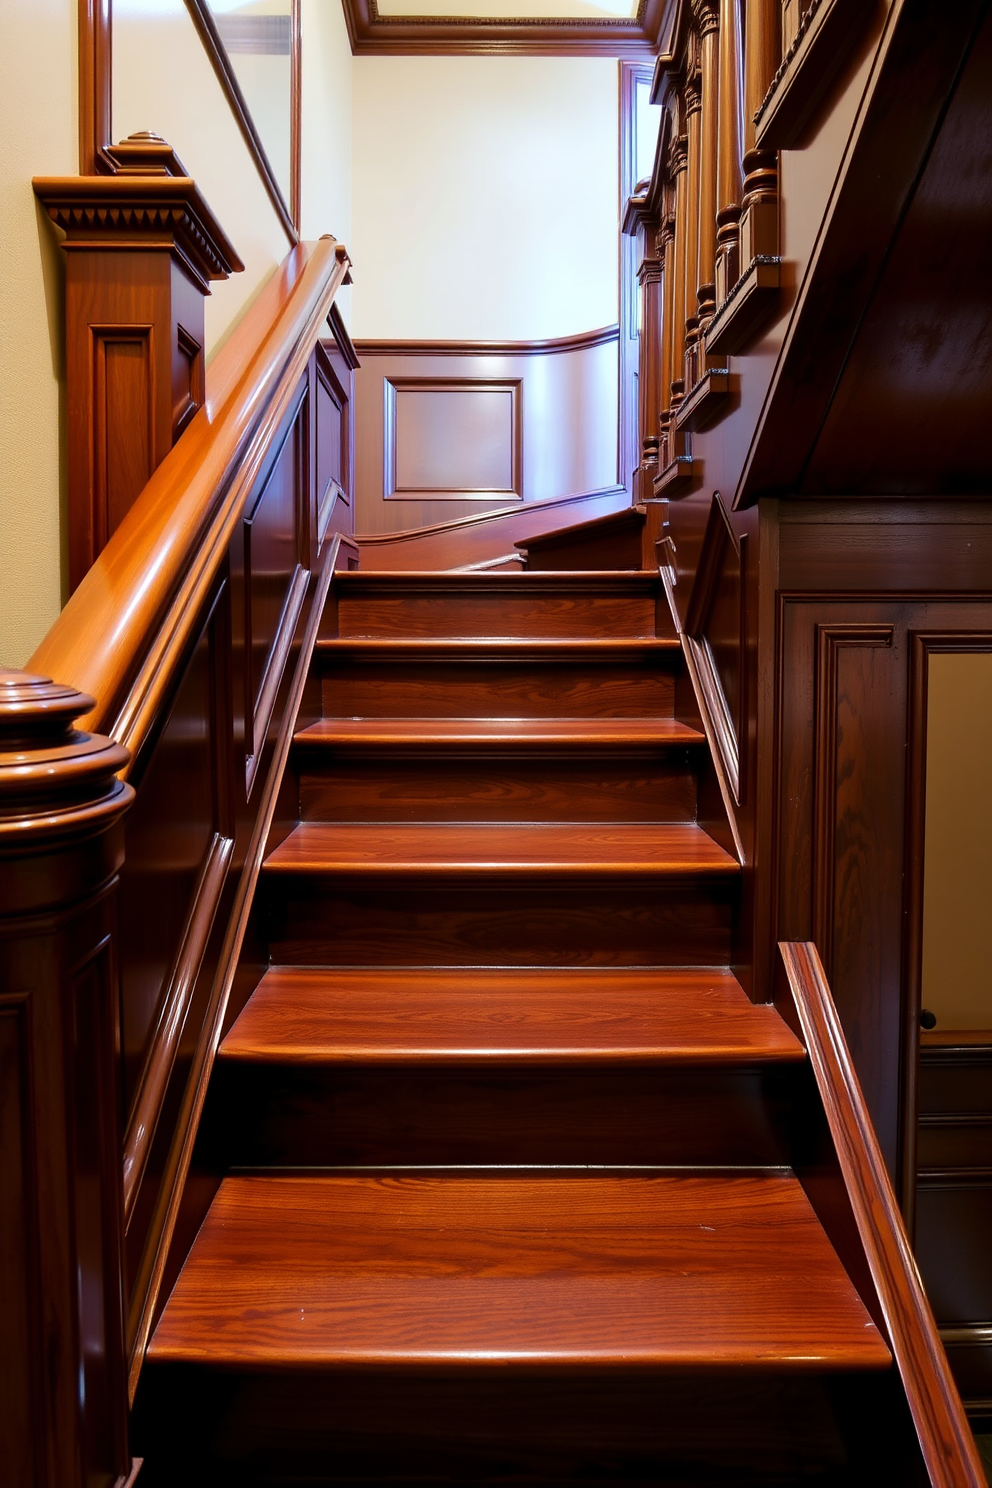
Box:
[0,669,134,1488]
[295,715,704,747]
[34,151,243,590]
[339,0,670,57]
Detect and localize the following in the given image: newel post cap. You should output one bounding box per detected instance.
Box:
[0,668,134,850]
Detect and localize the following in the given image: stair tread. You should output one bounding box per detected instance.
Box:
[221,967,804,1065]
[264,821,740,876]
[148,1172,890,1370]
[316,637,679,654]
[294,717,705,748]
[335,570,660,587]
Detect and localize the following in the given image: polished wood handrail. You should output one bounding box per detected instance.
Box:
[30,234,350,762]
[778,941,984,1488]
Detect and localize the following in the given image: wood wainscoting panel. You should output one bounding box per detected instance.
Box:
[386,379,521,502]
[353,330,620,550]
[775,595,992,1198]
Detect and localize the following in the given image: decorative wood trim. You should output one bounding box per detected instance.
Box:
[682,493,747,804]
[755,0,874,151]
[779,941,986,1488]
[328,303,361,371]
[30,236,351,751]
[354,326,620,359]
[653,453,695,494]
[124,533,357,1398]
[811,623,894,978]
[903,630,992,1229]
[357,482,627,545]
[704,254,781,356]
[674,365,731,432]
[78,0,113,174]
[339,0,671,57]
[383,376,523,502]
[33,169,244,291]
[657,549,746,863]
[121,831,233,1223]
[182,0,299,244]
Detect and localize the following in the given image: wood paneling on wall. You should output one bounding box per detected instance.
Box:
[119,320,357,1383]
[353,328,621,543]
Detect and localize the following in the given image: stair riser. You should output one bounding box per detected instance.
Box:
[264,881,734,967]
[336,587,660,640]
[295,754,699,823]
[134,1368,893,1486]
[203,1064,796,1168]
[320,660,675,718]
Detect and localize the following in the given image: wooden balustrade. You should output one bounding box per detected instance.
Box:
[8,231,357,1479]
[778,942,985,1488]
[626,0,874,473]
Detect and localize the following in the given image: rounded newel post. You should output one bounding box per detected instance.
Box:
[0,669,134,1488]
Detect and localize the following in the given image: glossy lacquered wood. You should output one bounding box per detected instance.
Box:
[30,237,349,751]
[295,715,705,748]
[150,1172,888,1371]
[221,966,803,1066]
[264,820,739,877]
[779,942,986,1488]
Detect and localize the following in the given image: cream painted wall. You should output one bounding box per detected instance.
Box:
[113,0,292,356]
[300,0,353,323]
[922,651,992,1030]
[0,0,76,665]
[350,56,619,340]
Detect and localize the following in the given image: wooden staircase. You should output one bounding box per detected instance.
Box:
[134,570,901,1484]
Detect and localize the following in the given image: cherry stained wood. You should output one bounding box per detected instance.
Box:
[295,716,705,748]
[29,237,350,753]
[319,636,679,656]
[34,155,243,591]
[779,942,986,1488]
[148,1172,889,1371]
[334,569,662,639]
[220,966,804,1066]
[263,820,740,877]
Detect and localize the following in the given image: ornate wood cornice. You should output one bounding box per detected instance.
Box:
[340,0,674,57]
[34,139,243,294]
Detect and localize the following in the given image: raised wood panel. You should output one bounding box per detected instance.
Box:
[0,995,36,1488]
[386,379,521,501]
[94,329,154,547]
[775,596,992,1195]
[353,333,620,542]
[242,383,308,777]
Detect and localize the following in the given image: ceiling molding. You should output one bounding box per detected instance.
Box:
[340,0,672,57]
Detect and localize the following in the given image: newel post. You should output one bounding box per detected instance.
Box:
[0,669,134,1487]
[34,134,243,592]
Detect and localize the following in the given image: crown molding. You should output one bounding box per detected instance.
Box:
[341,0,672,57]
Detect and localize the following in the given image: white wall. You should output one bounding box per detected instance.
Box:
[0,0,76,665]
[113,0,293,356]
[350,56,618,340]
[300,0,353,323]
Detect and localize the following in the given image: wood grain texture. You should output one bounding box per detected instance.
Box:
[29,238,349,754]
[221,966,804,1065]
[149,1172,888,1370]
[779,942,985,1487]
[263,820,740,876]
[295,716,704,748]
[334,568,663,639]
